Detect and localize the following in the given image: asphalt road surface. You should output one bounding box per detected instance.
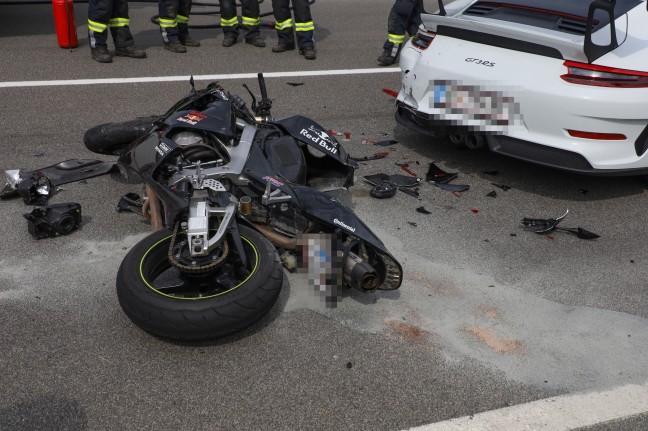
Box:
[1,1,648,430]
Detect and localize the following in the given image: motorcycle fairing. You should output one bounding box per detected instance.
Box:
[274,116,356,188]
[167,99,236,141]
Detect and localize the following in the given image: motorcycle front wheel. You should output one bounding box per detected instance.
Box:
[116,225,283,341]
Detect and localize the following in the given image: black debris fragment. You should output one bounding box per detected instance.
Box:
[286,82,304,87]
[24,202,82,239]
[435,183,469,192]
[370,181,397,199]
[346,362,353,369]
[486,191,497,198]
[399,187,420,198]
[364,173,420,188]
[351,152,389,162]
[482,170,499,175]
[521,209,600,240]
[491,183,511,191]
[426,162,458,184]
[117,192,144,214]
[408,222,417,227]
[416,206,432,214]
[374,139,399,147]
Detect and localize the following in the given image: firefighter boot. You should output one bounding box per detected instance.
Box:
[91,47,112,63]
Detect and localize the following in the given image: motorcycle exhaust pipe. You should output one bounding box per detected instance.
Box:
[344,251,380,292]
[448,134,465,147]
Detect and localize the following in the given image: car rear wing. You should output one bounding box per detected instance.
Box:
[425,0,621,63]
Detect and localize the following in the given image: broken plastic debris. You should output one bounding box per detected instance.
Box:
[521,209,600,240]
[117,192,144,214]
[435,183,469,192]
[400,165,417,177]
[382,88,399,98]
[328,129,343,136]
[364,173,420,188]
[416,206,432,214]
[361,139,376,145]
[471,209,480,214]
[408,222,417,227]
[286,82,304,87]
[370,181,397,199]
[351,152,389,162]
[426,162,458,184]
[374,139,398,147]
[491,183,511,191]
[398,187,420,198]
[486,191,497,198]
[344,132,351,140]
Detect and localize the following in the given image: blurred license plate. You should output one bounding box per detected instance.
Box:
[432,82,517,126]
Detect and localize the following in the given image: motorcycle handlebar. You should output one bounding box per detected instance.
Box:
[257,73,268,100]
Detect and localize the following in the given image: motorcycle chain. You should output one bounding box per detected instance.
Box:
[167,220,230,274]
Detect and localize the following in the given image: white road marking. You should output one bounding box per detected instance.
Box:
[0,68,400,88]
[405,382,648,431]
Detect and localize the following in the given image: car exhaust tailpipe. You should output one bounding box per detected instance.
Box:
[465,134,486,150]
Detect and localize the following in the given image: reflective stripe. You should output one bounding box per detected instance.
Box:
[159,18,177,28]
[241,16,260,26]
[275,18,293,30]
[220,16,239,27]
[388,33,405,43]
[109,17,129,27]
[295,21,314,32]
[177,15,189,24]
[87,19,107,32]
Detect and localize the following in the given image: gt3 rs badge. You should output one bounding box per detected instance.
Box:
[300,125,339,154]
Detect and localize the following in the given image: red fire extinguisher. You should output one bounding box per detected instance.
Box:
[52,0,79,49]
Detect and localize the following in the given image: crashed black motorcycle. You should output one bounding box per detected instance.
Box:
[83,74,403,341]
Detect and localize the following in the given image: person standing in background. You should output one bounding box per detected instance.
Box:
[219,0,265,48]
[87,0,146,63]
[271,0,316,60]
[377,0,423,66]
[158,0,201,53]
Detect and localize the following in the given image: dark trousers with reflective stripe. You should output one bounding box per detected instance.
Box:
[88,0,134,48]
[220,0,260,39]
[272,0,314,49]
[383,0,423,54]
[158,0,192,42]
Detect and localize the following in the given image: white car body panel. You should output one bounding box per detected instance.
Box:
[397,1,648,174]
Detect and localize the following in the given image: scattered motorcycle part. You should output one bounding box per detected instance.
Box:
[116,225,284,341]
[116,192,144,214]
[370,181,397,199]
[398,187,420,198]
[492,183,512,191]
[426,162,458,184]
[364,173,420,188]
[416,206,432,214]
[434,182,470,192]
[486,191,497,198]
[382,88,399,98]
[24,202,82,239]
[286,82,304,87]
[351,152,389,162]
[374,139,399,147]
[521,210,600,240]
[400,165,418,177]
[17,174,53,205]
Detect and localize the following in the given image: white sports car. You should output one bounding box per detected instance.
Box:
[396,0,648,175]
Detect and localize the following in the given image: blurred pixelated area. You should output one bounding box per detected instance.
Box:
[295,233,344,309]
[426,80,523,132]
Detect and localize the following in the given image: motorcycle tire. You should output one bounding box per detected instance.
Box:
[116,225,284,341]
[83,115,159,155]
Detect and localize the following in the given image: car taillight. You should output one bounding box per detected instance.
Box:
[561,61,648,88]
[411,30,436,50]
[567,129,626,140]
